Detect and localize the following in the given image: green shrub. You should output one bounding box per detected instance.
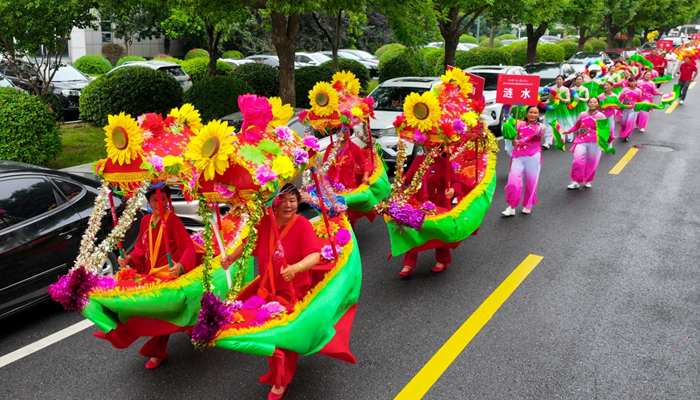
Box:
[154,53,171,59]
[633,37,641,47]
[556,40,578,59]
[375,43,405,61]
[185,48,209,60]
[460,35,478,44]
[221,50,243,59]
[583,42,593,52]
[294,66,335,108]
[79,67,183,126]
[319,58,371,90]
[183,76,252,123]
[102,43,125,67]
[588,38,607,52]
[73,55,112,75]
[479,35,489,42]
[116,56,147,67]
[379,48,431,82]
[230,62,280,97]
[453,50,475,69]
[536,43,565,62]
[479,39,503,48]
[154,56,184,65]
[499,34,517,40]
[424,48,444,70]
[181,57,234,81]
[506,40,529,66]
[0,89,61,165]
[470,46,513,66]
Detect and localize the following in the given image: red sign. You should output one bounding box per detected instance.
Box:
[446,65,485,101]
[657,39,674,51]
[692,34,700,40]
[495,74,541,106]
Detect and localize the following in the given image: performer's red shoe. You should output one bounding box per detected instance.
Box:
[431,263,448,273]
[145,352,167,369]
[398,266,414,278]
[268,386,288,400]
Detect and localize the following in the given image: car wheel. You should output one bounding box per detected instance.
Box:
[99,252,120,277]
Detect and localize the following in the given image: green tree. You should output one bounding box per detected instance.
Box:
[562,0,606,51]
[602,0,641,50]
[311,0,367,71]
[432,1,492,74]
[0,0,96,99]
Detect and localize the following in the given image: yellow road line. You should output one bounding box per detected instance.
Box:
[690,82,697,89]
[394,254,543,400]
[665,101,679,114]
[609,148,638,175]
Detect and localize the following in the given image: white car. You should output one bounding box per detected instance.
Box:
[108,60,192,92]
[464,65,529,133]
[219,58,254,67]
[294,52,332,68]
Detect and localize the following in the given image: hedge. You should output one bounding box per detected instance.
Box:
[587,38,607,52]
[505,40,528,66]
[464,47,512,67]
[633,37,641,47]
[536,43,565,62]
[183,76,252,123]
[230,62,280,98]
[479,39,504,48]
[116,56,147,67]
[154,56,184,65]
[424,48,444,70]
[185,48,209,60]
[319,58,370,91]
[221,50,243,59]
[79,66,183,126]
[295,66,336,108]
[74,55,112,75]
[556,40,579,59]
[499,34,518,40]
[0,89,61,166]
[379,48,431,82]
[460,35,478,44]
[181,57,234,81]
[375,43,405,62]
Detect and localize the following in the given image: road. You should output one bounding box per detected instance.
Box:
[2,78,699,400]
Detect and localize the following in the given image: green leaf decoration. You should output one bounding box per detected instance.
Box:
[258,139,281,155]
[240,145,268,164]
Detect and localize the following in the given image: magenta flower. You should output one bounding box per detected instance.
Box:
[298,110,308,121]
[96,276,117,290]
[261,301,285,316]
[188,172,199,191]
[413,129,427,143]
[292,147,309,166]
[421,201,436,212]
[214,184,236,199]
[274,126,294,142]
[452,162,460,172]
[302,136,320,151]
[242,295,266,310]
[150,155,164,172]
[321,245,335,261]
[453,119,466,133]
[255,165,278,186]
[336,228,352,246]
[230,300,243,311]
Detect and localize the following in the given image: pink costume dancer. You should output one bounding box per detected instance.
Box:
[566,108,606,189]
[598,90,619,146]
[636,74,663,131]
[502,117,544,216]
[618,82,643,141]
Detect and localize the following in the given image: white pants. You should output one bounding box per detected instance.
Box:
[667,60,680,76]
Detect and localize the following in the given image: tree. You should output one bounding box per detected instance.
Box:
[562,0,606,51]
[602,0,641,50]
[0,0,96,99]
[432,1,492,72]
[99,4,168,55]
[311,0,367,71]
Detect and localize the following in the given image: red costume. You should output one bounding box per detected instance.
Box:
[323,140,370,190]
[402,154,462,267]
[646,54,667,76]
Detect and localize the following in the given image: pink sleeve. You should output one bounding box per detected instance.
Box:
[566,113,584,133]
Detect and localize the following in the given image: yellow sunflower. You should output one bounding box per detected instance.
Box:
[269,97,294,127]
[403,92,442,132]
[309,82,339,117]
[104,112,142,165]
[168,103,203,132]
[333,70,361,95]
[185,120,236,180]
[441,68,473,98]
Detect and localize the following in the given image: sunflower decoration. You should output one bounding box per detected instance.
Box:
[441,68,473,98]
[403,91,442,132]
[269,97,294,127]
[168,103,203,132]
[104,112,143,166]
[332,70,361,96]
[186,119,236,181]
[309,81,339,117]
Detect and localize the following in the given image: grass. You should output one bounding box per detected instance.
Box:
[361,79,380,96]
[47,122,106,169]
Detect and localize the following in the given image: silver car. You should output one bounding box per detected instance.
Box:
[108,60,193,92]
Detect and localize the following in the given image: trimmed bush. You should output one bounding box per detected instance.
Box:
[479,39,503,48]
[424,48,444,70]
[319,58,370,91]
[506,40,528,66]
[633,37,641,47]
[154,53,172,59]
[74,55,112,75]
[181,57,234,81]
[536,43,565,62]
[185,48,209,60]
[102,43,125,67]
[469,47,512,66]
[375,43,405,61]
[0,89,61,165]
[379,48,431,82]
[295,66,335,108]
[583,42,593,52]
[479,35,489,42]
[230,62,280,98]
[499,34,517,40]
[183,76,252,123]
[557,40,578,59]
[154,56,184,65]
[587,38,607,52]
[79,66,183,126]
[221,50,243,59]
[116,56,147,67]
[460,35,478,44]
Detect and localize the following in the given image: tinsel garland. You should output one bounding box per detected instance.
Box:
[402,146,439,199]
[48,265,100,312]
[192,291,235,349]
[227,195,264,301]
[224,212,249,254]
[73,181,110,270]
[197,198,216,293]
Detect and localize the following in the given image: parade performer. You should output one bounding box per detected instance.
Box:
[666,50,680,77]
[565,97,607,189]
[322,129,370,192]
[501,106,543,217]
[542,75,572,149]
[618,78,643,141]
[678,55,698,105]
[566,75,590,142]
[646,49,667,76]
[597,81,620,146]
[637,70,663,132]
[117,186,195,368]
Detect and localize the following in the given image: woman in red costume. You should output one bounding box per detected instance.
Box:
[117,186,196,369]
[221,183,321,400]
[398,149,461,277]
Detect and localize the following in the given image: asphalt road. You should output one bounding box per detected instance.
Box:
[2,78,699,400]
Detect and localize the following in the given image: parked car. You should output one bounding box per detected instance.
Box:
[464,65,529,133]
[139,186,228,232]
[294,52,332,68]
[501,39,519,46]
[219,58,255,68]
[338,49,379,64]
[523,62,577,87]
[0,161,142,320]
[568,52,614,73]
[423,42,478,52]
[0,72,21,90]
[664,36,686,46]
[0,63,91,119]
[320,50,379,77]
[539,36,561,44]
[108,60,192,92]
[603,48,638,62]
[639,42,657,56]
[244,55,302,69]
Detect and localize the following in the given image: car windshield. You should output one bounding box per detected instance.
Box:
[523,65,560,86]
[642,43,656,50]
[53,65,87,82]
[311,53,331,63]
[370,86,428,111]
[0,76,11,87]
[338,51,361,60]
[569,54,602,64]
[469,72,500,90]
[350,50,375,60]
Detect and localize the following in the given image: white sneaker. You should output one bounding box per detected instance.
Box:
[640,128,645,132]
[521,208,531,214]
[567,182,580,190]
[680,100,684,104]
[542,144,550,150]
[584,182,592,188]
[501,206,516,217]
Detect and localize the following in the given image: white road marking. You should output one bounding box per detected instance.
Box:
[0,319,94,369]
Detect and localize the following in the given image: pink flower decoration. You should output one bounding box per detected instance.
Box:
[413,129,427,143]
[260,301,285,316]
[188,172,199,191]
[363,97,375,108]
[421,201,436,212]
[298,110,308,121]
[255,165,278,186]
[453,119,466,133]
[150,155,164,172]
[292,147,309,166]
[242,295,266,310]
[321,245,335,260]
[452,162,460,172]
[336,228,352,246]
[239,94,273,139]
[274,126,294,142]
[214,184,236,199]
[302,136,320,151]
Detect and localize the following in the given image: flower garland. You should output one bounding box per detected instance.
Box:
[73,181,110,269]
[197,198,216,293]
[227,194,264,300]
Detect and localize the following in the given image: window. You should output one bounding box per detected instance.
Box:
[101,20,112,43]
[370,86,429,112]
[0,178,59,230]
[52,179,83,201]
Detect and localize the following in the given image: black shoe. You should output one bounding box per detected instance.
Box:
[623,137,629,142]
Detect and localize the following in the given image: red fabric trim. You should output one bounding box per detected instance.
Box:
[93,317,189,350]
[407,239,462,254]
[317,304,358,364]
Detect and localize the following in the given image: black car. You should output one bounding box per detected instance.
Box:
[0,63,90,119]
[524,62,580,103]
[0,161,142,320]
